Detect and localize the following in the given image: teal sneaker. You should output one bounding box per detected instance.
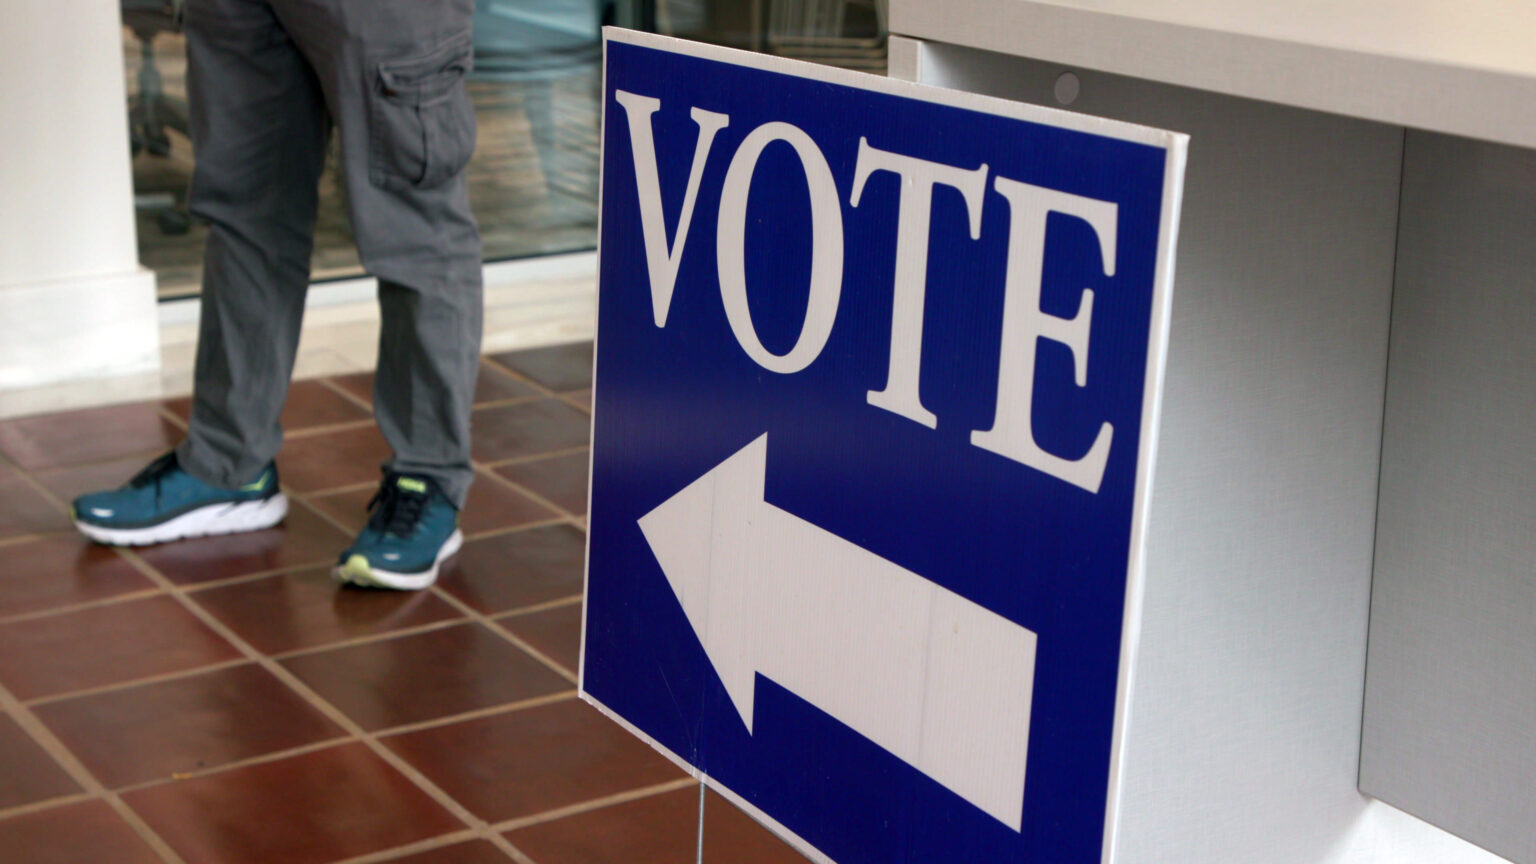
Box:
[72,452,287,546]
[332,472,463,590]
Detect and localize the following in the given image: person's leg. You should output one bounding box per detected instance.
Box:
[274,0,484,509]
[71,0,328,546]
[175,0,331,489]
[270,0,481,588]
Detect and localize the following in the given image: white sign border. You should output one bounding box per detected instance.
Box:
[576,26,1190,864]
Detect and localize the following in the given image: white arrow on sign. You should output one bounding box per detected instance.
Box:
[638,434,1038,831]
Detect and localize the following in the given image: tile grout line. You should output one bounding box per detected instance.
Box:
[468,514,581,545]
[277,416,377,440]
[17,590,578,703]
[557,391,591,416]
[359,690,578,742]
[0,437,327,582]
[473,463,586,536]
[97,688,578,799]
[0,790,98,823]
[10,462,531,861]
[427,586,578,686]
[3,352,604,863]
[0,447,88,513]
[477,444,588,469]
[0,588,167,627]
[273,493,358,540]
[322,829,508,864]
[255,593,581,665]
[2,504,354,635]
[314,376,376,415]
[3,551,355,619]
[293,474,566,544]
[291,478,381,500]
[0,439,24,473]
[10,445,166,481]
[298,478,573,537]
[454,459,587,684]
[21,696,585,809]
[0,587,170,633]
[463,515,572,543]
[469,395,547,412]
[334,778,703,864]
[155,405,189,432]
[159,412,405,447]
[281,488,578,684]
[22,658,254,708]
[4,471,572,632]
[493,776,701,834]
[478,357,558,397]
[485,594,582,620]
[478,354,593,409]
[4,442,573,701]
[267,615,501,663]
[111,543,543,864]
[319,362,553,418]
[173,557,338,591]
[113,736,353,793]
[476,458,577,516]
[0,529,74,549]
[0,677,190,864]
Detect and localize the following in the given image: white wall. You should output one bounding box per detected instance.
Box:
[0,0,159,392]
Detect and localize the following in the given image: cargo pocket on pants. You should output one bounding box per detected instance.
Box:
[368,35,478,191]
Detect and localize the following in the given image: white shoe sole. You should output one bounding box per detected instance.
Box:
[332,528,464,591]
[74,494,290,546]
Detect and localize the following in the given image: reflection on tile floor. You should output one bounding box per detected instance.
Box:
[0,343,807,863]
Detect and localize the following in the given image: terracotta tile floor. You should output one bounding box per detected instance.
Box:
[0,343,807,864]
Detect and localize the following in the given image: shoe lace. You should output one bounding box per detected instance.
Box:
[366,476,433,538]
[128,451,181,501]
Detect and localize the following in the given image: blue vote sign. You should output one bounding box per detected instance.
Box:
[581,29,1186,864]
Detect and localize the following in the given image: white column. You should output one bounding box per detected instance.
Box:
[0,0,160,391]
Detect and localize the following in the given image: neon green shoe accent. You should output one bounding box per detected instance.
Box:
[339,553,373,581]
[239,471,271,493]
[397,477,428,494]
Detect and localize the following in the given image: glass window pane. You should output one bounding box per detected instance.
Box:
[649,0,888,71]
[123,2,604,300]
[471,0,604,263]
[122,1,882,300]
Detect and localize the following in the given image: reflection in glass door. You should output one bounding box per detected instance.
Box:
[123,0,614,299]
[642,0,887,70]
[121,0,882,299]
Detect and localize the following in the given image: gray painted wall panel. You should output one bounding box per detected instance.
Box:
[1360,131,1536,864]
[908,41,1408,864]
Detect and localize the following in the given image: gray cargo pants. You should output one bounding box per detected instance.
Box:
[175,0,483,507]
